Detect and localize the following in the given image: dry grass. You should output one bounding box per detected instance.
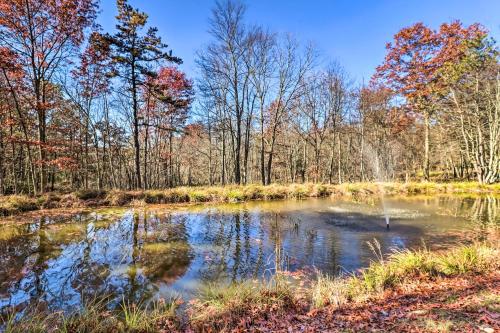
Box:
[2,297,179,333]
[188,274,295,331]
[3,243,498,332]
[310,242,499,309]
[1,181,498,217]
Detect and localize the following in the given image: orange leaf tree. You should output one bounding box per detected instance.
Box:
[373,21,486,181]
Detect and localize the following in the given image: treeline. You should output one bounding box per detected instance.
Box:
[0,0,498,195]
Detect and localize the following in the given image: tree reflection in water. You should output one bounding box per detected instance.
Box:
[0,195,498,315]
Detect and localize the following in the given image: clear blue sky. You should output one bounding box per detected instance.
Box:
[97,0,500,83]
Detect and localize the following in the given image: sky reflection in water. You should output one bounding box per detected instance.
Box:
[0,195,497,314]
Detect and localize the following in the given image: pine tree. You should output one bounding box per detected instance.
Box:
[106,0,181,189]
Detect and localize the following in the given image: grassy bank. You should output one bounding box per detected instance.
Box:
[3,242,498,332]
[1,181,499,217]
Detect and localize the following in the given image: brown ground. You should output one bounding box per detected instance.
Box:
[183,272,499,333]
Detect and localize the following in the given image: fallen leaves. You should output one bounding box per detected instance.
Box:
[195,272,500,332]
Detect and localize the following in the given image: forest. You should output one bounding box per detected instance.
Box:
[0,0,498,197]
[0,1,499,332]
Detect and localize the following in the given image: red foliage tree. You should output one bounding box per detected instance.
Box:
[0,0,97,192]
[373,21,487,180]
[141,66,193,188]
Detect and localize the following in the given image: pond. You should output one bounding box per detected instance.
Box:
[0,195,498,315]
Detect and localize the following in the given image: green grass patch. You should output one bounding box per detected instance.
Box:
[311,242,499,308]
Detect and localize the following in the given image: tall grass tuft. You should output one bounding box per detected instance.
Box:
[310,242,499,309]
[2,296,179,333]
[190,274,293,329]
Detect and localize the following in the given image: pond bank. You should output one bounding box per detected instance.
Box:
[1,181,499,217]
[3,242,498,332]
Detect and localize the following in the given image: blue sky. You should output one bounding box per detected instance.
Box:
[97,0,500,84]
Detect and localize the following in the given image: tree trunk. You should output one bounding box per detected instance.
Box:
[423,110,430,181]
[131,61,142,189]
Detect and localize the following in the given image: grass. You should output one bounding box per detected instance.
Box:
[2,243,498,332]
[310,242,499,309]
[424,319,454,332]
[0,195,39,216]
[2,297,178,333]
[181,242,500,329]
[1,181,499,217]
[188,274,294,330]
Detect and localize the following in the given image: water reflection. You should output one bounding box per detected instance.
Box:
[0,195,498,314]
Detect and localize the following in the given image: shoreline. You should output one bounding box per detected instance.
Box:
[1,181,499,218]
[3,243,498,332]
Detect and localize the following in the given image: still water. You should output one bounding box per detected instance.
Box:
[0,195,498,314]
